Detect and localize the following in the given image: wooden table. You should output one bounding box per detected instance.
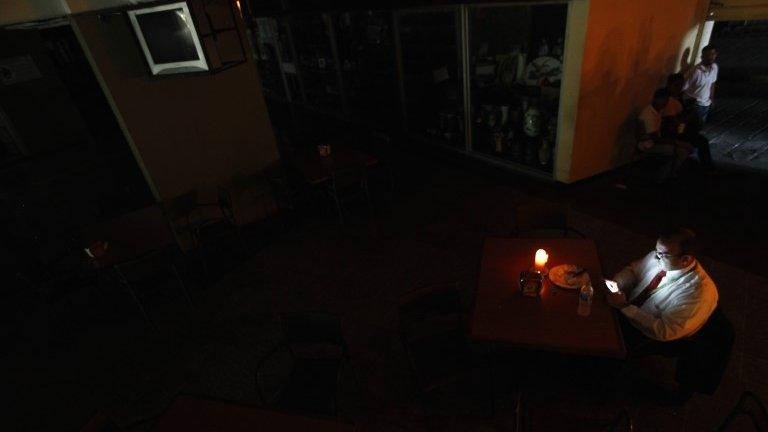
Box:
[293,147,378,185]
[80,205,175,268]
[470,238,626,359]
[152,396,357,432]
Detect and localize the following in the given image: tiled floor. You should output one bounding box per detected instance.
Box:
[2,151,767,431]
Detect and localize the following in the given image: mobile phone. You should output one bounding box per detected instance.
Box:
[604,279,619,293]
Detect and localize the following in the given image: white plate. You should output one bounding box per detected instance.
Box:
[549,264,588,289]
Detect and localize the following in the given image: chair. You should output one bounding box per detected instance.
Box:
[355,129,397,195]
[521,400,634,432]
[674,307,735,395]
[512,201,585,238]
[221,173,273,226]
[80,413,121,432]
[10,232,99,325]
[629,307,735,398]
[325,164,372,225]
[162,190,242,279]
[263,161,306,228]
[112,246,193,328]
[606,408,634,432]
[255,312,355,417]
[79,411,158,432]
[397,283,494,430]
[716,391,768,431]
[619,118,678,187]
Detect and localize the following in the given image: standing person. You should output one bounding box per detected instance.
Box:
[683,45,718,126]
[664,73,714,170]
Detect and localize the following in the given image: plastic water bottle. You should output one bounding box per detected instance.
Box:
[578,282,594,317]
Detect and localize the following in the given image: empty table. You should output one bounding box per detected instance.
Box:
[293,147,378,185]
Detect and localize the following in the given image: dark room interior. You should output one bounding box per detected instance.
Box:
[2,1,768,431]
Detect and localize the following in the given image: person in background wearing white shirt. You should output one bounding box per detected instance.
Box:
[684,45,718,126]
[605,228,718,344]
[637,88,693,178]
[664,73,714,170]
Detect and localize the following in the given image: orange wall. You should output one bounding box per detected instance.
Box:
[71,4,279,201]
[568,0,708,182]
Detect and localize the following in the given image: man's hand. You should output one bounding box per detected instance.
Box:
[606,291,629,310]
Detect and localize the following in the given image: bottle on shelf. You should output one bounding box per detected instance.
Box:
[538,38,549,57]
[523,99,542,138]
[539,116,557,165]
[493,105,510,154]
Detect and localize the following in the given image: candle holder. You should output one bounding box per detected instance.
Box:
[519,269,544,297]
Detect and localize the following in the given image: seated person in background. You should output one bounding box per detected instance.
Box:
[662,73,685,120]
[637,88,693,177]
[605,228,718,343]
[663,73,714,171]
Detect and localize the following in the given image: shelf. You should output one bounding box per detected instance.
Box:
[298,66,338,73]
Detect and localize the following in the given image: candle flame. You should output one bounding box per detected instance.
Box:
[535,249,549,267]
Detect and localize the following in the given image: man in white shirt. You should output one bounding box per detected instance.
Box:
[664,73,714,170]
[684,45,718,125]
[606,228,718,343]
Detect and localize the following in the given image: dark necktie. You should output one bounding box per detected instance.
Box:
[630,270,667,307]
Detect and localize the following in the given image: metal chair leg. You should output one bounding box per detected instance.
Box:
[172,263,193,306]
[115,268,155,328]
[332,192,345,226]
[363,180,373,214]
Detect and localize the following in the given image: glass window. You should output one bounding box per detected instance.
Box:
[291,14,343,114]
[468,4,567,172]
[334,11,398,128]
[398,9,465,148]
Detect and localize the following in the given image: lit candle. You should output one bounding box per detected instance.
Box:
[534,249,549,272]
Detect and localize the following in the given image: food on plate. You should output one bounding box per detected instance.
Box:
[562,264,587,285]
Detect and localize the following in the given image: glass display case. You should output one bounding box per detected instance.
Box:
[290,14,344,115]
[246,2,573,179]
[247,17,287,99]
[333,10,398,129]
[467,3,568,173]
[396,8,465,148]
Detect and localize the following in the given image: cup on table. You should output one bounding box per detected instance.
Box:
[318,144,332,157]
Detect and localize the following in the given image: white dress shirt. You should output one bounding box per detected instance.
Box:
[614,251,718,341]
[684,63,718,106]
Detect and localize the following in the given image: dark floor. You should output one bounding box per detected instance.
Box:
[3,149,767,431]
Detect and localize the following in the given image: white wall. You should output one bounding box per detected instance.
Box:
[553,0,590,183]
[0,0,69,26]
[0,0,157,27]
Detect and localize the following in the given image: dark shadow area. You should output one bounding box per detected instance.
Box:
[5,6,768,432]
